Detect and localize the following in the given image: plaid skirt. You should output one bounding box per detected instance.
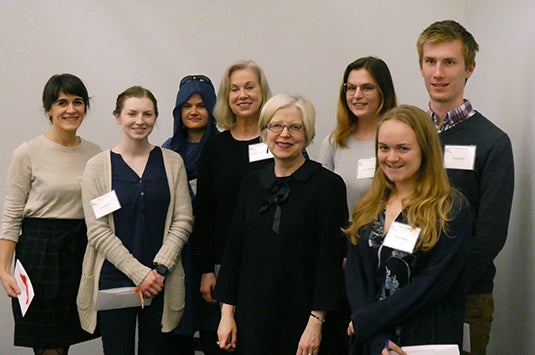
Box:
[12,218,99,348]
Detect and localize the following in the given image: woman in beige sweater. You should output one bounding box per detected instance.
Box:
[0,74,101,355]
[78,86,193,355]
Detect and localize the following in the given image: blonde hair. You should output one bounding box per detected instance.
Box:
[259,92,315,146]
[213,60,272,130]
[345,105,461,251]
[417,20,479,69]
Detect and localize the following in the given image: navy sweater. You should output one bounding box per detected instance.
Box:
[439,111,514,294]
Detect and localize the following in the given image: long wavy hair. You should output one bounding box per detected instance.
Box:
[344,105,461,251]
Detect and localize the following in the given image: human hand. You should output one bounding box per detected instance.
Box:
[296,316,322,355]
[201,272,217,303]
[138,270,164,298]
[0,272,20,298]
[381,339,406,355]
[347,321,355,336]
[217,304,237,351]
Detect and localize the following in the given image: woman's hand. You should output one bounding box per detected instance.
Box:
[201,272,217,303]
[217,303,237,352]
[138,269,164,298]
[347,321,355,336]
[382,339,407,355]
[0,240,19,297]
[0,272,20,298]
[296,314,323,355]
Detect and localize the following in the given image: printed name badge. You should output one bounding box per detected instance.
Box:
[357,157,376,179]
[248,142,274,163]
[90,190,121,219]
[383,222,420,254]
[444,145,476,170]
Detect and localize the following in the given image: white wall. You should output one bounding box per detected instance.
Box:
[0,1,531,353]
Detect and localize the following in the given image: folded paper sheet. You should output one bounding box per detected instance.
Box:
[14,259,34,317]
[95,287,152,311]
[402,344,459,354]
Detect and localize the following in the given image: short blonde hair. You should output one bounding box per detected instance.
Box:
[259,92,315,147]
[417,20,479,69]
[213,60,272,130]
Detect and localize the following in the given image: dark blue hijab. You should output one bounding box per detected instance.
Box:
[162,76,218,180]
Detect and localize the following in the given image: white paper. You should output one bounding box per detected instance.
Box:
[357,157,376,179]
[14,259,34,316]
[248,142,274,162]
[401,344,459,354]
[90,190,121,219]
[383,222,420,254]
[95,287,152,311]
[462,322,471,352]
[443,145,476,170]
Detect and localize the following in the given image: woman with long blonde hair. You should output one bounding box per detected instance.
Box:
[345,105,472,354]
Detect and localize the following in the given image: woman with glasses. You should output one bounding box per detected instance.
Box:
[162,74,218,354]
[318,56,397,214]
[194,60,274,354]
[317,56,398,353]
[214,93,347,355]
[344,105,472,354]
[0,74,101,355]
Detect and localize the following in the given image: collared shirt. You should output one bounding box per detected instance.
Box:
[427,99,476,133]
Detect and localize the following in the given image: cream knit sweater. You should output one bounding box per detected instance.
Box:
[77,148,193,333]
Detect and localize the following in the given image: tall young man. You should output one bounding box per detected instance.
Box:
[417,20,514,354]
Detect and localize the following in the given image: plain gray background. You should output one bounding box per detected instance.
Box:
[0,1,532,353]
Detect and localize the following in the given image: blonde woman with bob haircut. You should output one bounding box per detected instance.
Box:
[345,105,473,354]
[194,60,274,353]
[215,93,347,355]
[213,59,272,130]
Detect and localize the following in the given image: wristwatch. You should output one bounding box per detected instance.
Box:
[155,264,168,276]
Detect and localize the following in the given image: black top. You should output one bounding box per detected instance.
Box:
[194,130,273,273]
[439,111,514,294]
[100,147,170,289]
[214,160,348,354]
[346,198,472,354]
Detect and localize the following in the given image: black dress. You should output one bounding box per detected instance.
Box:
[214,160,348,354]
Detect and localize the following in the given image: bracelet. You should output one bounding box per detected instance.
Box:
[310,312,326,323]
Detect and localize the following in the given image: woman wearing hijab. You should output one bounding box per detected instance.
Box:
[162,75,218,354]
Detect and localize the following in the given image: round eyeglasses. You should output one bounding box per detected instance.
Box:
[266,123,305,133]
[343,83,377,96]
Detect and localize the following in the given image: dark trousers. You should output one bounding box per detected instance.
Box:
[99,293,173,355]
[463,294,494,355]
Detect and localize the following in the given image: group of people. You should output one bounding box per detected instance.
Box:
[0,19,513,355]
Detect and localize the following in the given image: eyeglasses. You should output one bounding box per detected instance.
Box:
[266,122,305,133]
[179,75,214,89]
[343,83,377,95]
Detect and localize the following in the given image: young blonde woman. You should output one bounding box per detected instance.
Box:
[345,105,472,354]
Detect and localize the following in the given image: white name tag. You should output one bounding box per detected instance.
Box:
[383,222,420,254]
[90,190,121,219]
[248,142,274,162]
[357,157,376,179]
[444,145,476,170]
